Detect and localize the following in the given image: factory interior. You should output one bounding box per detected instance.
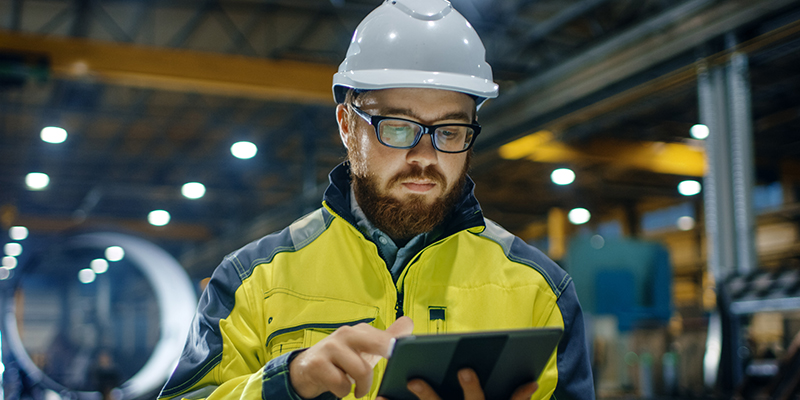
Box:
[2,0,800,398]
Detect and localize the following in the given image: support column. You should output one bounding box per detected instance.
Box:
[698,62,737,281]
[727,52,757,275]
[698,46,757,394]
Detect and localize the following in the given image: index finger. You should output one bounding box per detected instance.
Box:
[386,316,414,338]
[334,323,401,359]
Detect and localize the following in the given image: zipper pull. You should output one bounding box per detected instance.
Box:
[395,294,404,318]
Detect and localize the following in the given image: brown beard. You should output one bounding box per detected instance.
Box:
[348,139,470,242]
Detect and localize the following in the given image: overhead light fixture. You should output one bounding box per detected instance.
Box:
[231,141,258,160]
[4,243,22,257]
[40,126,68,144]
[551,168,576,186]
[690,124,709,140]
[677,216,696,231]
[678,180,702,196]
[105,246,125,262]
[78,268,96,284]
[2,256,17,269]
[9,226,28,241]
[568,208,591,225]
[91,258,109,274]
[25,172,50,190]
[182,182,206,199]
[148,210,171,226]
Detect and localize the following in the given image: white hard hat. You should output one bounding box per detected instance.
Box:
[333,0,499,108]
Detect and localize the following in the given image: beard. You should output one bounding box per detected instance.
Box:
[347,137,470,242]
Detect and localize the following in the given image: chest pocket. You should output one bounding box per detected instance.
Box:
[264,288,380,360]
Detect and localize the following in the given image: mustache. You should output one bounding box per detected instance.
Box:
[386,165,446,188]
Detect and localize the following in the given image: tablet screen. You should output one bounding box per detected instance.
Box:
[377,327,562,400]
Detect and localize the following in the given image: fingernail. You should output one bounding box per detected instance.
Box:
[408,382,423,393]
[459,370,472,382]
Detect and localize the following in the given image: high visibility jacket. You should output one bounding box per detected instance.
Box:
[159,163,594,400]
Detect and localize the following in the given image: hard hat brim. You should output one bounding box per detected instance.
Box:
[333,69,499,104]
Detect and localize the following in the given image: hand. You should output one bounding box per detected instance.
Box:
[390,368,538,400]
[290,316,414,399]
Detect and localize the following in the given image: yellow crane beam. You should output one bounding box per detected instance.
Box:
[499,130,706,177]
[1,30,337,104]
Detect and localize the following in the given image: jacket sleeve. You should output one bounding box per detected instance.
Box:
[553,280,595,400]
[158,256,306,400]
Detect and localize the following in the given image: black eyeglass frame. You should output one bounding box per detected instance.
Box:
[350,105,481,154]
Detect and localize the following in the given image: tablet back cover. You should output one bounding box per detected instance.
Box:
[377,328,562,400]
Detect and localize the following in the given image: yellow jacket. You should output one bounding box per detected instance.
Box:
[159,163,593,400]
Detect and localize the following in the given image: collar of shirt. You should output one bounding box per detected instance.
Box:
[349,187,439,281]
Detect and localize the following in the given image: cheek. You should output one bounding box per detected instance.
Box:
[441,156,468,182]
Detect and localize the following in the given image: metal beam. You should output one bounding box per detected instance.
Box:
[70,0,92,38]
[11,214,213,241]
[509,0,612,60]
[168,0,214,48]
[8,0,23,31]
[0,30,337,104]
[498,132,706,177]
[479,0,799,149]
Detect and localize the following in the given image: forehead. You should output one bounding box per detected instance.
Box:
[357,88,476,121]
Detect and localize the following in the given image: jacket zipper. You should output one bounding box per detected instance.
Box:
[322,202,471,325]
[395,295,404,318]
[393,237,453,321]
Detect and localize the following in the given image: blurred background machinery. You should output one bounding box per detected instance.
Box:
[2,0,800,398]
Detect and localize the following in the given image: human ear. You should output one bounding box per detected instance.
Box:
[336,104,350,149]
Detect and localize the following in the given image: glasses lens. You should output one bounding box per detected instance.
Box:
[434,126,474,152]
[379,120,419,147]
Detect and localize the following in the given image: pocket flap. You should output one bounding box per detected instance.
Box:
[263,288,379,347]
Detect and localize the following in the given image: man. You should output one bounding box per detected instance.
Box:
[159,1,593,399]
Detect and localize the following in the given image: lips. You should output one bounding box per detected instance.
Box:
[402,181,437,192]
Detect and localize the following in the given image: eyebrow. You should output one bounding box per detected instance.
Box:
[379,107,475,123]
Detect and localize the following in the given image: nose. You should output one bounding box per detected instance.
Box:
[406,132,439,167]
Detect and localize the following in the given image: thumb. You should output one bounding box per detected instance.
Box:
[386,316,414,338]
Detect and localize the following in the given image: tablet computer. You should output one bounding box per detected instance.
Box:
[377,327,562,400]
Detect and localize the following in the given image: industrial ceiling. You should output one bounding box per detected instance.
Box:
[2,0,800,278]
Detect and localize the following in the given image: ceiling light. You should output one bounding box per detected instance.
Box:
[41,126,68,144]
[148,210,171,226]
[0,267,10,280]
[91,258,109,274]
[590,234,605,249]
[25,172,50,190]
[568,208,591,225]
[4,243,22,257]
[9,226,28,241]
[2,256,17,269]
[105,246,125,262]
[690,124,709,140]
[78,268,96,284]
[678,180,702,196]
[182,182,206,199]
[231,141,258,160]
[677,216,696,231]
[551,168,576,185]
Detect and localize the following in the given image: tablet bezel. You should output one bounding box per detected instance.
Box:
[377,327,563,400]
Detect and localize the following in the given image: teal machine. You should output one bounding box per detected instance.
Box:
[566,236,672,331]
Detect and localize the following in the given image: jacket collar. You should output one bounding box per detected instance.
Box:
[323,162,485,238]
